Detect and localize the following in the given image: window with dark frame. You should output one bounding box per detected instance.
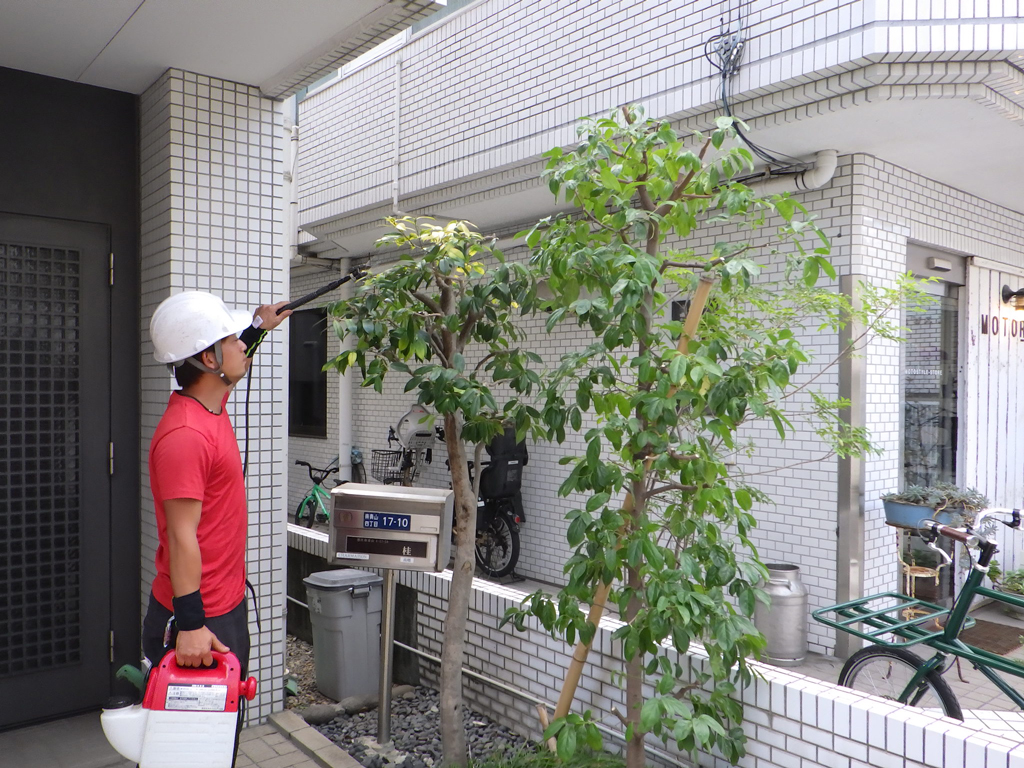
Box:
[289,308,328,437]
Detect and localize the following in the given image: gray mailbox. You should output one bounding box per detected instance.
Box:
[329,483,454,572]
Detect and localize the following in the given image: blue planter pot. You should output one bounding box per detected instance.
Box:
[883,500,956,528]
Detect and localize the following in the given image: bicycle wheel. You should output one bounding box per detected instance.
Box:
[839,646,962,720]
[475,513,520,578]
[298,499,316,529]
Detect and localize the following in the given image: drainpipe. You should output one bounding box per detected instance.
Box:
[337,256,354,483]
[287,124,300,260]
[748,149,839,195]
[392,57,403,214]
[282,96,300,262]
[835,274,866,660]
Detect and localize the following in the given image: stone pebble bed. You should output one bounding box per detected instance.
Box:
[288,634,530,767]
[316,686,531,768]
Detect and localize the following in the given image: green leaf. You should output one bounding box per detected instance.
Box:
[567,515,588,547]
[556,723,578,761]
[640,698,661,731]
[802,257,820,286]
[542,719,566,740]
[775,196,796,222]
[735,488,752,510]
[570,408,583,431]
[669,354,687,385]
[739,588,756,616]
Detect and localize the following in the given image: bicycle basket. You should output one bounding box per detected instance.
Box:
[370,449,405,484]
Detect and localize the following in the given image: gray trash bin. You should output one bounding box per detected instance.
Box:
[303,569,383,701]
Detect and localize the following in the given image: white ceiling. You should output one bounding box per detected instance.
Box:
[746,97,1024,216]
[0,0,438,97]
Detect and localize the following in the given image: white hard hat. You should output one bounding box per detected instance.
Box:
[150,291,252,364]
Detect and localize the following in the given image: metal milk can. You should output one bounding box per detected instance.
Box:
[753,563,808,667]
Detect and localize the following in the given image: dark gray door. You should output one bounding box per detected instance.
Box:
[0,212,111,727]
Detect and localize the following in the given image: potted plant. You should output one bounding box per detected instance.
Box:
[881,482,989,529]
[987,560,1024,620]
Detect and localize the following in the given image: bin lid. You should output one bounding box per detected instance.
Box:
[303,569,383,592]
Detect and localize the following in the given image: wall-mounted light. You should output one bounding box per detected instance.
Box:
[1002,285,1024,310]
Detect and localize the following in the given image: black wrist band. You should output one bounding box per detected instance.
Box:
[172,590,206,631]
[239,324,268,358]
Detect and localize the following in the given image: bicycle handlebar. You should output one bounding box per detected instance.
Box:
[921,520,979,547]
[295,459,339,484]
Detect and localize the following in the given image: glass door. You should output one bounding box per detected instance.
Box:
[899,280,959,605]
[902,283,959,487]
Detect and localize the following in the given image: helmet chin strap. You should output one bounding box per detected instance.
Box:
[176,339,240,386]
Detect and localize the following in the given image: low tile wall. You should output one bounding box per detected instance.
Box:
[286,528,1024,767]
[400,570,1024,768]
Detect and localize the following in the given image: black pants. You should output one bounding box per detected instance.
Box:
[141,592,251,674]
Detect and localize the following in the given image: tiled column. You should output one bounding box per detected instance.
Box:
[139,68,287,723]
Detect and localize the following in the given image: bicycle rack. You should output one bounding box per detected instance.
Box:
[812,591,975,649]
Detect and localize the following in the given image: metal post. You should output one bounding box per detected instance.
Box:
[377,568,397,744]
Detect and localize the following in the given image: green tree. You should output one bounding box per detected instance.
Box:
[503,107,917,767]
[327,218,542,768]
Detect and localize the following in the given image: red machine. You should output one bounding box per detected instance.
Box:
[101,651,257,768]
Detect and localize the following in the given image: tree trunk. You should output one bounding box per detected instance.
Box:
[624,559,645,768]
[439,411,476,767]
[624,485,645,768]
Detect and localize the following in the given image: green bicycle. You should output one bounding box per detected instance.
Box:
[814,509,1024,719]
[294,459,341,528]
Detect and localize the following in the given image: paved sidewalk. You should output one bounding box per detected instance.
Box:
[0,708,359,768]
[242,710,361,768]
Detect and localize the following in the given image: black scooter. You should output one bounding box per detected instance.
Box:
[466,427,528,579]
[385,410,528,579]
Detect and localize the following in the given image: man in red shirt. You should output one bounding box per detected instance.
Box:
[142,291,291,672]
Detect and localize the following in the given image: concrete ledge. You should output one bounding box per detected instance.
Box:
[269,710,363,768]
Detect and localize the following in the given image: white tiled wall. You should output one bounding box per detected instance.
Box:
[294,158,1024,657]
[293,0,1024,659]
[847,154,1024,602]
[298,0,1023,226]
[287,265,349,515]
[400,570,1024,768]
[139,68,287,724]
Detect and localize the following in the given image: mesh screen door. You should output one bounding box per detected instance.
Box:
[0,214,110,727]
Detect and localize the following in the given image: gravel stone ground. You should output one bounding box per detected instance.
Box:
[287,634,531,767]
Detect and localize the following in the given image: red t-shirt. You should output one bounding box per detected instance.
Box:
[150,392,247,617]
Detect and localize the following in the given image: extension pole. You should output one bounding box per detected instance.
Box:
[551,276,716,724]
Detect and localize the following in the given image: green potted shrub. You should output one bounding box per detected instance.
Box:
[881,482,988,528]
[987,560,1024,620]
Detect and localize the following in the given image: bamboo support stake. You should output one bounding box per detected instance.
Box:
[550,276,716,724]
[536,705,558,752]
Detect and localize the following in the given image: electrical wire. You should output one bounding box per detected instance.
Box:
[704,9,811,177]
[242,360,254,478]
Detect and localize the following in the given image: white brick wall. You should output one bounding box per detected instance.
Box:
[293,155,1024,657]
[298,0,1023,226]
[139,69,287,724]
[293,0,1024,658]
[398,570,1024,768]
[287,265,350,516]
